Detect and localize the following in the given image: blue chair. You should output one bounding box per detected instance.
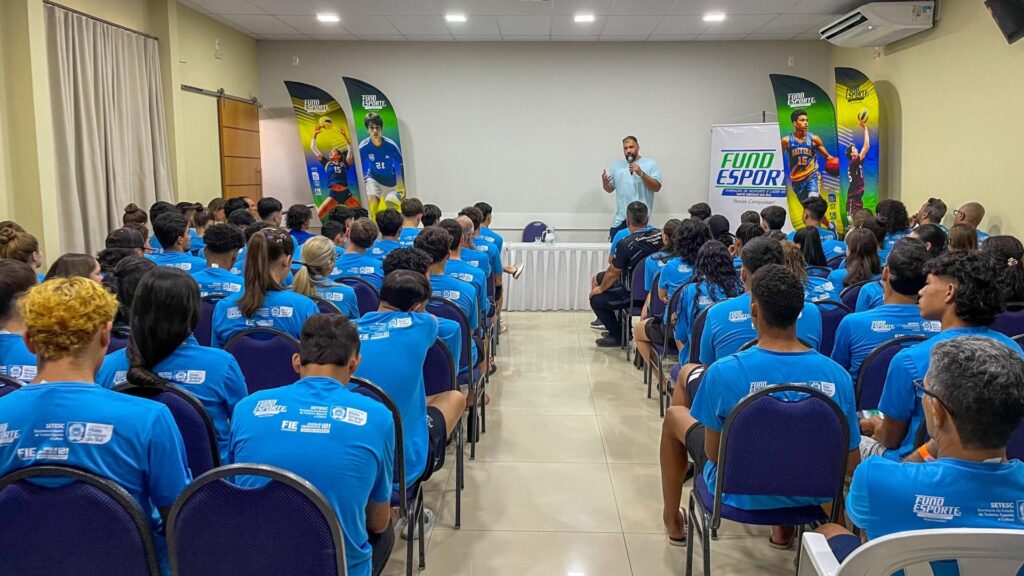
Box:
[0,375,21,398]
[653,288,683,417]
[194,294,224,347]
[993,302,1024,338]
[624,258,649,361]
[0,465,160,576]
[687,386,850,576]
[167,464,347,576]
[337,276,379,316]
[347,376,421,575]
[521,221,547,243]
[114,382,220,476]
[1014,333,1024,348]
[427,297,484,457]
[223,328,301,395]
[826,255,845,270]
[423,339,463,529]
[814,300,851,356]
[311,295,341,315]
[688,302,715,364]
[109,325,130,353]
[642,272,665,399]
[855,335,928,411]
[839,279,872,311]
[806,266,832,279]
[1007,421,1024,461]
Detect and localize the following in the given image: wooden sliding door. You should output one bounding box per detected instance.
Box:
[219,98,261,200]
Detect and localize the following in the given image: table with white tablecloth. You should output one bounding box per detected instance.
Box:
[501,242,609,311]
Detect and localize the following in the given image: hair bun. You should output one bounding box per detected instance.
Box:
[0,227,16,244]
[125,203,140,214]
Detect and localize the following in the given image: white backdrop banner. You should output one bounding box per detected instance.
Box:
[708,123,790,232]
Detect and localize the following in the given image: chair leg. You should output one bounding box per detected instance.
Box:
[455,416,463,529]
[686,492,696,576]
[657,360,666,418]
[406,500,415,576]
[418,495,426,569]
[480,379,487,434]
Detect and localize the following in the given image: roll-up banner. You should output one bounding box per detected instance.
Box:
[835,67,881,218]
[708,123,791,232]
[343,77,406,218]
[283,81,360,221]
[769,74,845,236]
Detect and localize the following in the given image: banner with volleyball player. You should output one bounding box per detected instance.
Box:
[768,74,845,236]
[283,81,360,221]
[835,67,880,218]
[343,77,406,218]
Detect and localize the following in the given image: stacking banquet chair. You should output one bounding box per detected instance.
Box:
[194,294,224,347]
[167,464,347,576]
[423,339,464,529]
[337,276,380,316]
[992,302,1024,338]
[484,272,497,380]
[854,335,928,411]
[1015,333,1024,348]
[521,221,547,243]
[814,300,852,357]
[798,528,1024,576]
[0,375,20,398]
[311,295,341,315]
[642,273,664,400]
[223,328,301,395]
[622,258,648,361]
[839,280,872,311]
[661,300,717,414]
[114,381,220,477]
[347,376,422,575]
[0,465,160,576]
[826,255,845,270]
[651,288,683,417]
[806,266,832,279]
[427,297,484,457]
[687,386,850,576]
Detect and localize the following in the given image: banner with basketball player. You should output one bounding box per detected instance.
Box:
[342,77,406,218]
[283,81,361,221]
[769,74,845,236]
[835,67,880,217]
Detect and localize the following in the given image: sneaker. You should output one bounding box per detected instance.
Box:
[595,336,621,348]
[590,319,605,330]
[399,507,436,540]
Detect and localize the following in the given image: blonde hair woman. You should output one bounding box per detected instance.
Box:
[292,235,360,318]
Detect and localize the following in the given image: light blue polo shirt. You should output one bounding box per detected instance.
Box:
[698,293,823,365]
[146,250,208,273]
[644,252,670,292]
[880,229,912,263]
[830,304,940,378]
[607,156,662,226]
[479,226,504,253]
[430,273,478,331]
[368,239,401,261]
[0,332,36,383]
[210,289,318,348]
[472,236,502,279]
[314,280,361,319]
[460,247,492,279]
[822,239,847,260]
[190,265,243,298]
[446,258,489,315]
[657,258,695,321]
[804,276,840,303]
[398,228,421,248]
[230,376,394,576]
[332,253,385,291]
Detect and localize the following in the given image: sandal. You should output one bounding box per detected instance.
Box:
[768,527,795,550]
[667,509,688,547]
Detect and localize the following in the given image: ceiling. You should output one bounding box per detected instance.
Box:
[178,0,866,42]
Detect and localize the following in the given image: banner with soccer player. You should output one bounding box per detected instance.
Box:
[343,77,406,218]
[769,74,845,235]
[835,67,880,218]
[283,81,360,221]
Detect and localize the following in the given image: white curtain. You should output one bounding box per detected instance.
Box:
[45,4,173,255]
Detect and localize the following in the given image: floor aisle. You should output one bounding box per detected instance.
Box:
[383,311,797,576]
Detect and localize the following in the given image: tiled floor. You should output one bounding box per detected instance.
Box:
[383,311,798,576]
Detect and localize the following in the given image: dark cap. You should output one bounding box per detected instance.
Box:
[705,214,731,238]
[106,226,145,249]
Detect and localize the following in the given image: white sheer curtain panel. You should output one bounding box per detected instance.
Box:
[46,4,173,254]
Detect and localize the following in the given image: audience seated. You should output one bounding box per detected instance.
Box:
[953,201,988,246]
[333,219,385,290]
[659,264,859,547]
[876,200,912,263]
[818,336,1024,562]
[43,253,103,284]
[438,218,489,321]
[293,236,360,319]
[226,206,256,228]
[948,223,979,252]
[0,226,43,280]
[369,209,403,260]
[96,268,247,461]
[705,214,733,250]
[911,197,947,231]
[211,227,317,347]
[792,227,838,302]
[982,236,1024,303]
[147,201,177,254]
[853,235,916,314]
[787,197,837,242]
[224,196,256,221]
[257,197,283,227]
[732,222,765,269]
[739,210,760,226]
[398,198,423,247]
[421,204,442,227]
[909,222,948,258]
[191,223,245,297]
[0,260,38,383]
[672,240,744,362]
[461,206,503,298]
[860,250,1024,461]
[207,197,227,224]
[759,205,786,234]
[642,219,682,293]
[688,202,712,221]
[831,239,940,377]
[456,208,493,280]
[122,202,149,231]
[827,228,881,289]
[105,255,156,328]
[0,278,190,570]
[229,314,396,576]
[147,212,206,272]
[285,203,315,246]
[186,207,211,254]
[415,228,479,331]
[98,226,146,275]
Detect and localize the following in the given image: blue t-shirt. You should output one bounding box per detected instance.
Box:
[0,332,36,383]
[977,229,990,248]
[848,457,1024,540]
[827,269,882,291]
[879,327,1024,459]
[314,280,361,319]
[855,281,885,312]
[190,235,206,254]
[210,289,318,348]
[435,317,465,375]
[674,282,733,361]
[230,377,394,576]
[332,253,384,290]
[147,250,207,273]
[822,239,847,260]
[472,236,502,279]
[805,276,840,303]
[691,348,859,509]
[398,227,420,248]
[148,234,163,254]
[732,256,742,270]
[190,265,244,298]
[644,252,670,292]
[445,259,489,315]
[290,229,315,246]
[430,274,478,331]
[368,239,401,261]
[96,340,248,462]
[479,226,504,254]
[354,312,437,486]
[787,226,838,243]
[830,304,941,378]
[359,136,403,187]
[460,247,492,279]
[880,229,912,263]
[657,258,694,321]
[229,247,246,275]
[607,157,661,226]
[699,293,823,365]
[611,225,654,256]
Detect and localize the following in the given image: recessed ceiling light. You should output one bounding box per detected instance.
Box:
[703,13,726,22]
[445,14,467,23]
[316,13,340,23]
[574,14,595,23]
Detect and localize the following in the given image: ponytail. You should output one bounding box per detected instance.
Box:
[292,236,335,298]
[126,268,199,388]
[240,227,293,317]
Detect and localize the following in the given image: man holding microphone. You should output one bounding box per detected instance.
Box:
[602,136,663,240]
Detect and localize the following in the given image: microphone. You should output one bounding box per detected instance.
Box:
[625,153,637,175]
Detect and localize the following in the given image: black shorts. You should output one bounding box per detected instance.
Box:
[686,366,707,403]
[419,406,448,483]
[684,423,710,476]
[645,316,666,345]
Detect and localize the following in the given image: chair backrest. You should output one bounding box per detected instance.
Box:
[806,265,832,279]
[1014,333,1024,348]
[814,300,852,356]
[426,297,472,377]
[114,382,220,475]
[194,294,224,348]
[647,272,666,319]
[688,302,716,363]
[855,335,928,411]
[1007,420,1024,461]
[423,339,457,397]
[0,375,21,398]
[167,464,347,576]
[826,255,845,270]
[0,465,160,576]
[992,303,1024,338]
[311,295,341,315]
[337,276,379,316]
[223,328,301,395]
[109,325,130,354]
[716,386,849,527]
[839,279,871,311]
[630,257,648,305]
[522,221,547,243]
[660,286,684,356]
[347,376,409,512]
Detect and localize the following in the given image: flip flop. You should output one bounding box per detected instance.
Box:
[768,533,795,550]
[667,509,688,547]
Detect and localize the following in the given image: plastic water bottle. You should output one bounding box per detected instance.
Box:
[544,226,556,245]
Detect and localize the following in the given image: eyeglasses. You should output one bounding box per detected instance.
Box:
[914,379,956,417]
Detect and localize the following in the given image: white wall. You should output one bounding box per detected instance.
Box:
[259,40,831,242]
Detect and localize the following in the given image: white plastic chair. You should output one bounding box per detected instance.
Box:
[799,528,1024,576]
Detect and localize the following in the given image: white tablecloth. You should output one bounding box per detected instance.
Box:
[502,242,609,311]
